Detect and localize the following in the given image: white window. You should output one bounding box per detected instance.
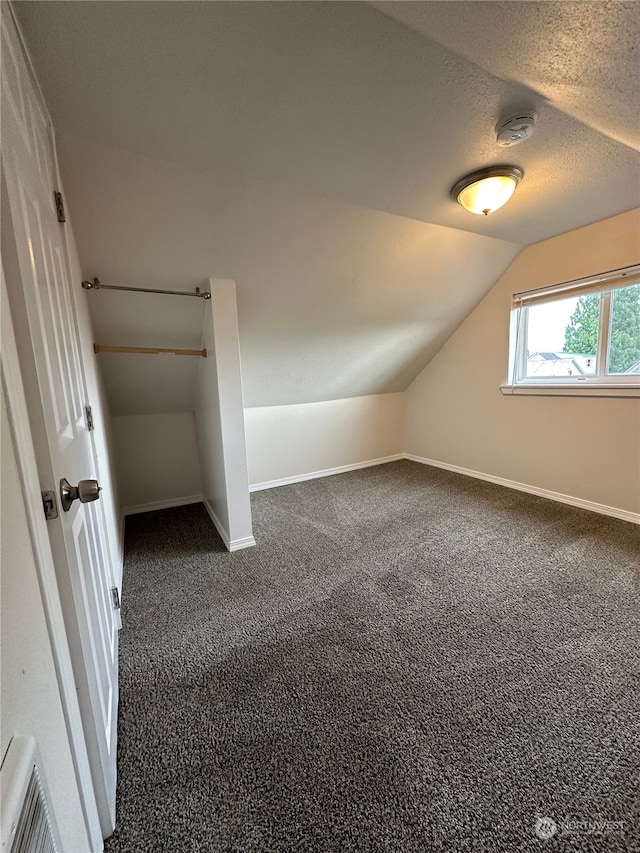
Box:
[502,266,640,397]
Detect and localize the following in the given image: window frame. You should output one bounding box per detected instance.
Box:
[501,265,640,398]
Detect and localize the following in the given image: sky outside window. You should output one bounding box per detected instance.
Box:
[526,296,583,352]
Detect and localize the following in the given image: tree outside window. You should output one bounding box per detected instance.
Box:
[563,284,640,374]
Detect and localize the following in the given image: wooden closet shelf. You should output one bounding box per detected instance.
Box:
[93,344,206,357]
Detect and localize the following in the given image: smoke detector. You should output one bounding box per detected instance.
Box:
[496,114,536,148]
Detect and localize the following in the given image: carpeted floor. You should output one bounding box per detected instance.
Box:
[104,460,639,853]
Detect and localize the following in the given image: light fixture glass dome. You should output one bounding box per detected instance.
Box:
[451,166,523,215]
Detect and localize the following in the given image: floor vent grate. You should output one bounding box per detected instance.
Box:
[1,736,61,853]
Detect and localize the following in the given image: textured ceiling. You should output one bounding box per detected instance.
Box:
[374,1,640,153]
[15,1,639,244]
[13,1,640,412]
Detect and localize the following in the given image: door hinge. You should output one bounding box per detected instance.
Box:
[54,191,66,222]
[84,405,94,431]
[111,586,123,630]
[41,490,58,520]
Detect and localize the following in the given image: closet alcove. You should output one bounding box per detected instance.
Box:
[87,276,254,551]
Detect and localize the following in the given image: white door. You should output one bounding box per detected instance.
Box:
[1,7,118,836]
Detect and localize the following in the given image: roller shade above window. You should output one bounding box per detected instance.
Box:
[513,264,640,308]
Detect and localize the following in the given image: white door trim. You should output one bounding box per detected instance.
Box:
[1,274,103,851]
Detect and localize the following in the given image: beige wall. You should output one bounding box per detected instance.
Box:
[1,394,89,852]
[112,413,202,510]
[246,393,404,487]
[404,209,640,515]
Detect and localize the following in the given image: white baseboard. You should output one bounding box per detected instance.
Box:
[229,535,257,552]
[404,454,640,525]
[121,495,202,516]
[202,497,256,552]
[249,453,404,492]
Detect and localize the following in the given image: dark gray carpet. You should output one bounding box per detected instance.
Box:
[105,460,640,853]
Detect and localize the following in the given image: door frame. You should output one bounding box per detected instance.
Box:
[1,273,104,851]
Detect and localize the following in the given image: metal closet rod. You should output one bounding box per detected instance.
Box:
[94,344,207,357]
[82,277,211,300]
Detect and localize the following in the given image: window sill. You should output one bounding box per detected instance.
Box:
[500,383,640,398]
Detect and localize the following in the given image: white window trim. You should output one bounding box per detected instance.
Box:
[500,383,640,398]
[503,264,640,398]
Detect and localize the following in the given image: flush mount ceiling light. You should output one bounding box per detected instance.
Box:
[451,166,523,216]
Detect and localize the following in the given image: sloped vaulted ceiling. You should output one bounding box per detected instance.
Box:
[14,1,640,411]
